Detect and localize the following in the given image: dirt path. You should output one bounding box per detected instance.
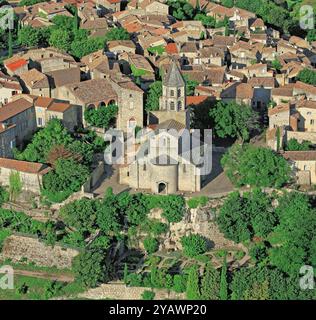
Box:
[13,269,74,283]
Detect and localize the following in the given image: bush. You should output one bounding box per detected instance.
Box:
[187,196,208,209]
[143,237,159,254]
[172,274,187,293]
[142,290,155,300]
[0,186,9,206]
[181,234,208,258]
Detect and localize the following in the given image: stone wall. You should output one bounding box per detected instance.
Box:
[79,282,185,300]
[286,130,316,144]
[0,235,79,269]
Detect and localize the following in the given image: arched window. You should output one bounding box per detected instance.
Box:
[170,101,175,110]
[98,101,106,108]
[87,104,95,110]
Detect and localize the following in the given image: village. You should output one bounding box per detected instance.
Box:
[0,0,315,301]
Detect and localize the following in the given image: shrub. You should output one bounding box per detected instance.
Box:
[142,290,155,300]
[143,237,159,254]
[187,196,208,209]
[181,234,208,258]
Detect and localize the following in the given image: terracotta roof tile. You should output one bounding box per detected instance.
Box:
[0,158,51,175]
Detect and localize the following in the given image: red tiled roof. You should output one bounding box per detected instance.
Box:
[186,95,209,105]
[6,59,28,72]
[165,43,178,54]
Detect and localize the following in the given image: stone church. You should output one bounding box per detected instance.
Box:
[119,61,210,194]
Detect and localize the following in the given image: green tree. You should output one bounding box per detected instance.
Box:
[217,189,277,243]
[221,144,291,188]
[285,138,311,151]
[181,234,208,258]
[271,59,282,71]
[269,192,316,275]
[142,290,155,300]
[8,28,12,58]
[18,26,49,47]
[210,101,259,141]
[183,74,199,96]
[16,119,73,163]
[297,68,316,86]
[186,264,200,300]
[84,104,118,129]
[143,236,159,254]
[73,249,110,288]
[145,81,162,111]
[0,186,9,206]
[161,195,185,223]
[307,29,316,43]
[59,198,98,235]
[104,27,130,42]
[43,158,89,194]
[219,255,228,300]
[49,29,71,52]
[9,171,22,201]
[201,263,220,300]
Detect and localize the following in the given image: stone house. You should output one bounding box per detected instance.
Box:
[107,40,136,54]
[57,77,143,132]
[0,158,51,193]
[19,69,50,97]
[248,77,275,111]
[282,151,316,185]
[0,73,22,106]
[4,57,29,76]
[141,0,169,15]
[33,96,79,132]
[0,96,37,151]
[97,0,121,12]
[220,82,254,106]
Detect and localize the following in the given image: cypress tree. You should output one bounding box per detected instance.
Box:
[219,255,228,300]
[186,265,200,300]
[123,263,128,284]
[8,28,13,58]
[201,263,220,300]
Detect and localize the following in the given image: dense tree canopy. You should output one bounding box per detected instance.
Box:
[84,104,118,129]
[145,81,162,111]
[217,189,277,243]
[209,101,259,141]
[221,144,291,188]
[297,68,316,86]
[104,27,130,42]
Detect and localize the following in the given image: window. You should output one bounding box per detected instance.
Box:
[177,89,181,97]
[170,101,175,110]
[178,101,182,109]
[311,119,314,125]
[127,171,130,177]
[38,117,43,126]
[170,90,174,97]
